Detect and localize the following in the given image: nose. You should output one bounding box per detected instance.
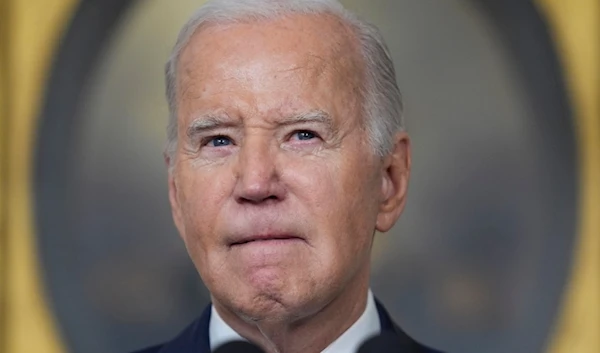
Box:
[233,137,284,204]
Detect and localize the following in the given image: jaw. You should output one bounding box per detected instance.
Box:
[210,260,372,353]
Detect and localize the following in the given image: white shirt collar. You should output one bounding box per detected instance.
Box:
[209,290,381,352]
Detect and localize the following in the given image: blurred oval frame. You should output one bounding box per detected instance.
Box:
[35,0,577,352]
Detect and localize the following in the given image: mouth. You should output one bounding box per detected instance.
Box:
[230,234,305,246]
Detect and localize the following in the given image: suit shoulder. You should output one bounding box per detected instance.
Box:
[129,305,212,353]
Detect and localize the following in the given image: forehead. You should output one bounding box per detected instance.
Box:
[177,13,365,100]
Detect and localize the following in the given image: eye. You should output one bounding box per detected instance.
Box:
[292,130,318,141]
[205,135,233,147]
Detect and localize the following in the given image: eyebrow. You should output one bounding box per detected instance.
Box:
[186,109,334,139]
[186,114,236,140]
[279,110,333,130]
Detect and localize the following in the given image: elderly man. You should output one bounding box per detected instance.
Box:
[135,0,443,352]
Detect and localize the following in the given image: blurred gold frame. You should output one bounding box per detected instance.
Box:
[0,0,597,352]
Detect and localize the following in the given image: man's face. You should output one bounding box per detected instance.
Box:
[169,14,407,321]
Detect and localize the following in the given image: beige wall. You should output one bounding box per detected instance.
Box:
[536,0,600,352]
[0,1,77,352]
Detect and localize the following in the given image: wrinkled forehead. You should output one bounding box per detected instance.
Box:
[177,13,366,95]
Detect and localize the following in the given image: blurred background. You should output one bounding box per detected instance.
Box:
[0,0,598,352]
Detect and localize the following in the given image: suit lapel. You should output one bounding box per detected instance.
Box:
[157,300,442,353]
[375,299,440,353]
[158,305,212,353]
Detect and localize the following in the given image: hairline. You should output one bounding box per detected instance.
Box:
[165,2,403,167]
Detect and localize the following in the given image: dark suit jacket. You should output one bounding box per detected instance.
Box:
[133,300,444,353]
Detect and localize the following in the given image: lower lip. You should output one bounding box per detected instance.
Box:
[230,238,306,258]
[231,238,306,282]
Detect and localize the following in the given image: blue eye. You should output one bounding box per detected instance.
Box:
[294,130,316,141]
[208,136,232,147]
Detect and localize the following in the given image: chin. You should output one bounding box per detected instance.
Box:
[230,284,318,323]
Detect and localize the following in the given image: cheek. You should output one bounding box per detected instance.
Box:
[176,166,233,243]
[335,157,380,250]
[282,156,338,214]
[283,153,378,250]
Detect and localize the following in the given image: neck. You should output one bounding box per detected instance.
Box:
[212,267,371,353]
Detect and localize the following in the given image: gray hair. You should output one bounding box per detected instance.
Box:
[164,0,404,163]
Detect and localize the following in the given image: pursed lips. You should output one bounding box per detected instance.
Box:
[229,234,305,246]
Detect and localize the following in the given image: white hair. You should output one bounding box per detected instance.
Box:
[164,0,404,163]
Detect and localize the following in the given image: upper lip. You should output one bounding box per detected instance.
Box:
[230,233,304,246]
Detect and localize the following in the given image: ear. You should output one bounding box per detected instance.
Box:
[165,153,185,238]
[376,132,411,233]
